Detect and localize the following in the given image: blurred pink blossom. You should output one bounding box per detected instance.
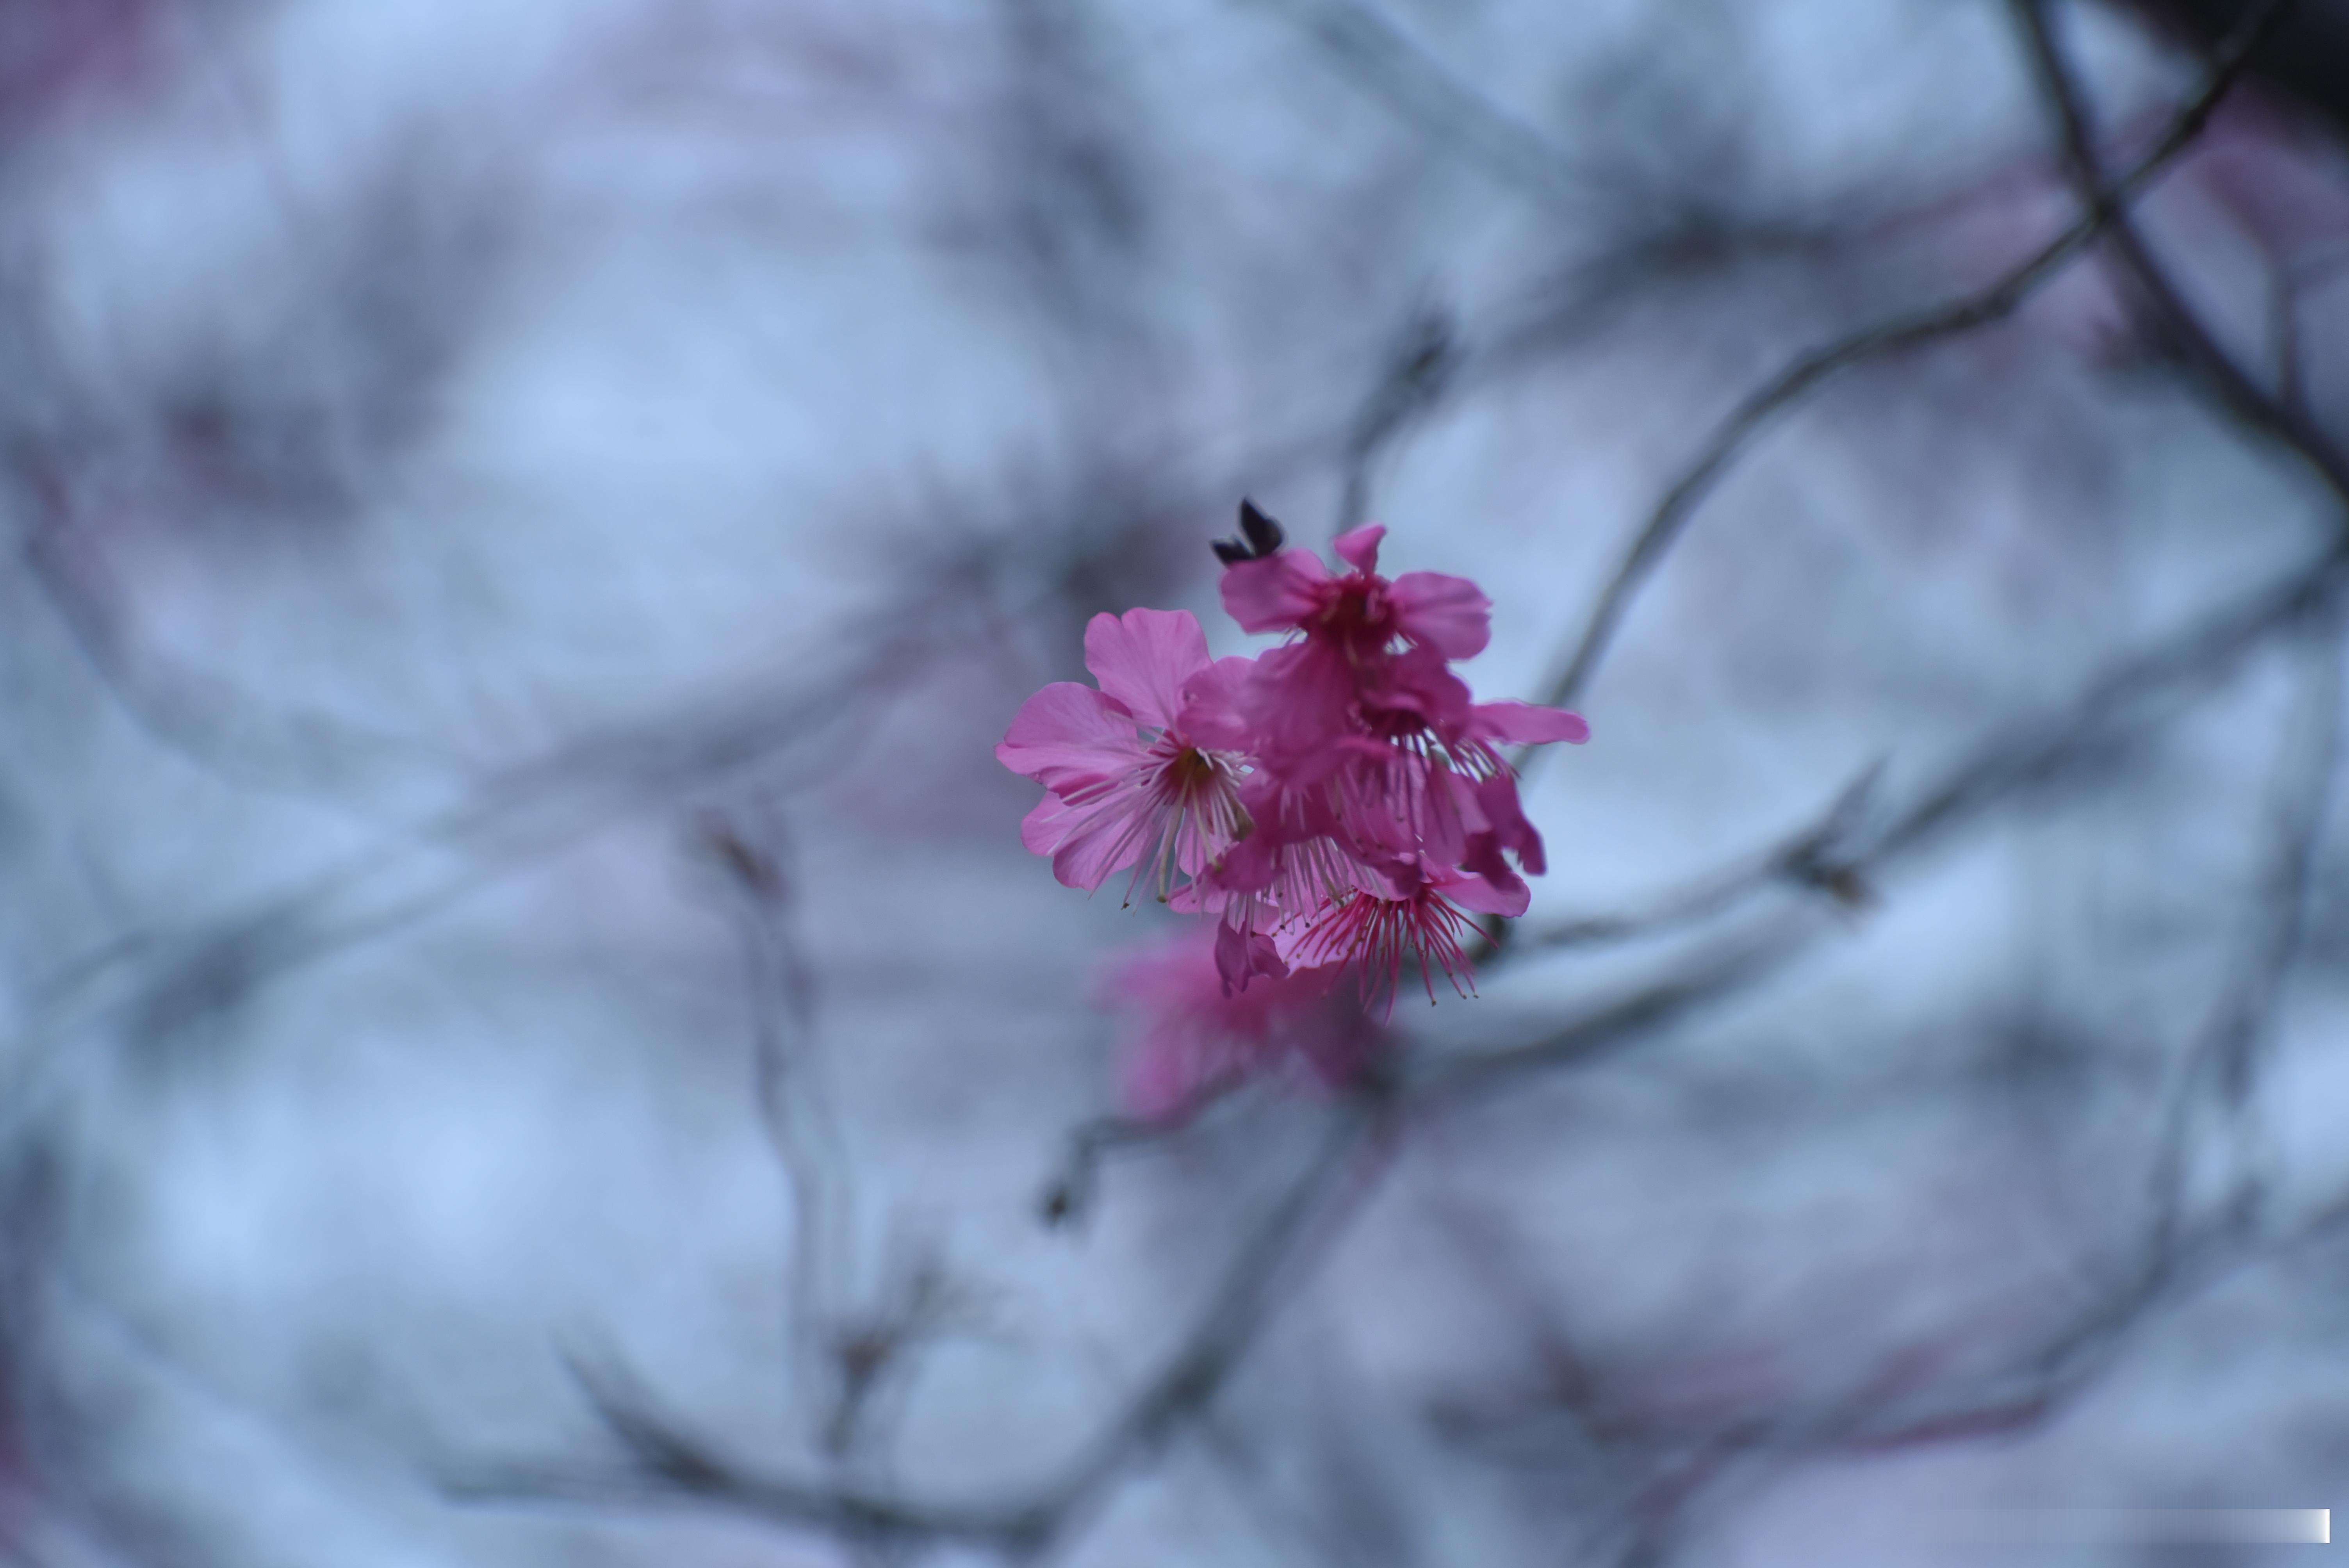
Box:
[1103,924,1375,1121]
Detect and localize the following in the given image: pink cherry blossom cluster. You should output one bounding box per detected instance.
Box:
[998,504,1589,1010]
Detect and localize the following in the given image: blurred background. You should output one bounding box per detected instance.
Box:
[1,0,2347,1563]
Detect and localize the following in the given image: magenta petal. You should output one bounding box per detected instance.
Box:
[1019,790,1130,887]
[1084,608,1210,733]
[1363,644,1475,732]
[1447,846,1531,917]
[1232,641,1360,781]
[1412,766,1481,869]
[1472,699,1589,745]
[1215,918,1288,996]
[1019,791,1080,857]
[1203,822,1281,896]
[1047,797,1151,890]
[1332,523,1386,574]
[1021,789,1153,891]
[1220,549,1328,633]
[997,682,1146,793]
[1472,773,1547,876]
[1174,654,1257,751]
[1388,571,1492,659]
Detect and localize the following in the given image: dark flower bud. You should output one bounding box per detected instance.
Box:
[1212,497,1286,565]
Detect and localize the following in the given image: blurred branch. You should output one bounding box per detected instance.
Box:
[448,1096,1394,1557]
[14,521,464,813]
[1418,924,1815,1103]
[1807,622,2344,1459]
[1507,762,1882,956]
[1237,0,1592,215]
[2010,0,2349,504]
[2210,613,2341,1107]
[1430,607,2349,1534]
[695,810,866,1456]
[1531,0,2298,720]
[1333,303,1458,534]
[2142,601,2342,1254]
[0,619,944,1145]
[1459,535,2347,1094]
[1867,548,2345,867]
[2267,257,2309,417]
[1037,1074,1249,1229]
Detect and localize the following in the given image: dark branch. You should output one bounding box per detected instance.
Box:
[2009,0,2349,504]
[448,1098,1393,1557]
[1238,0,1592,215]
[1532,0,2298,720]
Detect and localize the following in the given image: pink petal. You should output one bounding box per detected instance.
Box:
[1361,644,1474,731]
[1229,641,1359,781]
[997,682,1146,793]
[1220,549,1329,633]
[1215,918,1288,995]
[1198,816,1281,897]
[1046,795,1154,891]
[1332,523,1386,574]
[1016,768,1160,892]
[1269,901,1338,969]
[1414,765,1483,870]
[1174,654,1258,752]
[1388,571,1491,659]
[1472,700,1589,745]
[1083,608,1210,732]
[1445,848,1530,917]
[1472,773,1546,876]
[1019,791,1080,857]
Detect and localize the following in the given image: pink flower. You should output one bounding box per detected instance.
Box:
[1219,522,1491,658]
[1003,507,1593,1047]
[1273,852,1526,1010]
[996,608,1253,901]
[1185,522,1589,987]
[1102,925,1375,1121]
[1203,527,1492,782]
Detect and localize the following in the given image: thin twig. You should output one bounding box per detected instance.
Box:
[1038,1074,1249,1229]
[448,1095,1394,1557]
[1531,0,2299,722]
[1504,763,1882,957]
[1333,304,1457,535]
[1456,538,2347,1095]
[1238,0,1593,215]
[2141,599,2343,1263]
[2009,0,2349,505]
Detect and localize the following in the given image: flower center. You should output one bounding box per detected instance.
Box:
[1162,744,1219,792]
[1311,576,1397,649]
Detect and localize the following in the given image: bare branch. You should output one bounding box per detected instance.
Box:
[1506,763,1882,956]
[2009,0,2349,504]
[1037,1075,1249,1229]
[1457,538,2346,1096]
[1333,304,1458,534]
[1236,0,1593,216]
[447,1097,1394,1558]
[1532,0,2300,720]
[2140,599,2343,1261]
